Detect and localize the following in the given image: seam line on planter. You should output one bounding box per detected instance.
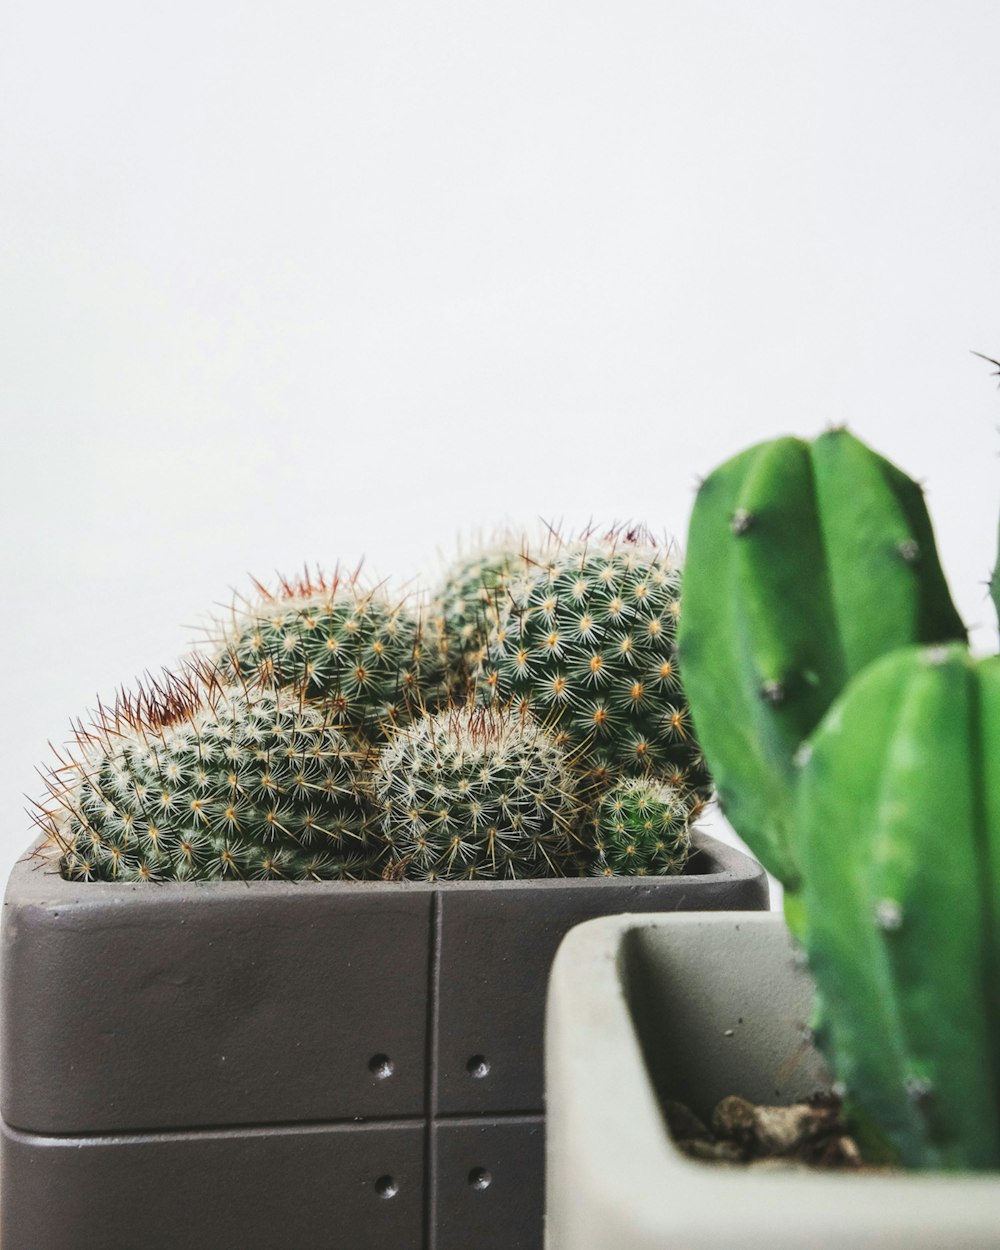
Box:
[0,1109,549,1145]
[0,1117,431,1146]
[425,887,442,1250]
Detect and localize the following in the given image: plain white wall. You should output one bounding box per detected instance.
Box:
[1,0,998,887]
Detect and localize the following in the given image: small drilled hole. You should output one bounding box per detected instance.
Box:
[375,1175,398,1199]
[369,1053,394,1079]
[466,1054,490,1079]
[468,1167,492,1190]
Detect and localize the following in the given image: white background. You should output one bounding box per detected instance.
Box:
[1,0,998,890]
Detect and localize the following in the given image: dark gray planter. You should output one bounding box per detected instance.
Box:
[1,831,767,1249]
[545,912,1000,1249]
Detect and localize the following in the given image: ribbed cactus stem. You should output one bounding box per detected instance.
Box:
[679,429,966,890]
[798,644,1000,1169]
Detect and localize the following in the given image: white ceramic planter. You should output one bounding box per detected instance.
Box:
[545,912,1000,1249]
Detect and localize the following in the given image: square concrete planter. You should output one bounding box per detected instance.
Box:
[1,830,766,1250]
[545,911,1000,1249]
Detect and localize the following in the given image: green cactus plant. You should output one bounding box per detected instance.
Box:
[679,429,966,889]
[39,666,377,882]
[582,777,695,877]
[215,568,447,739]
[476,529,710,793]
[371,704,587,880]
[431,535,529,698]
[796,643,1000,1169]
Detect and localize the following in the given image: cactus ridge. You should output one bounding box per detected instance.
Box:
[798,644,1000,1169]
[214,567,447,738]
[371,703,587,880]
[36,664,377,882]
[475,528,709,792]
[679,429,967,889]
[584,777,694,876]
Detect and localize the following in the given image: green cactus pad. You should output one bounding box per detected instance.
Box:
[216,570,447,738]
[477,532,709,792]
[371,705,587,880]
[798,644,1000,1169]
[42,670,377,882]
[583,777,694,876]
[679,429,966,888]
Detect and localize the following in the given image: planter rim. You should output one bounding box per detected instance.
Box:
[545,911,1000,1250]
[4,826,756,904]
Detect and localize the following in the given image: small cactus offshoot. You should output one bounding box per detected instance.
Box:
[37,666,376,882]
[214,568,447,739]
[476,528,709,792]
[584,777,695,876]
[371,704,587,880]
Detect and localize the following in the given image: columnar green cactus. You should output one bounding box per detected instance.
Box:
[797,644,1000,1169]
[40,668,376,882]
[679,430,966,888]
[583,777,694,876]
[215,569,447,739]
[371,705,586,879]
[477,530,710,792]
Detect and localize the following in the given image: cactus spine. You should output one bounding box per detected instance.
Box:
[216,569,447,739]
[583,777,694,876]
[477,530,709,792]
[371,705,586,879]
[797,644,1000,1169]
[678,429,966,889]
[40,669,376,882]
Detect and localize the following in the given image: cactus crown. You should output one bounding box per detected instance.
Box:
[583,776,694,877]
[36,663,375,883]
[214,566,446,738]
[371,703,587,880]
[476,526,708,791]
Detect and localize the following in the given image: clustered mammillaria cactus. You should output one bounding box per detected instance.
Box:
[372,704,585,880]
[37,528,710,882]
[42,666,377,883]
[473,528,709,795]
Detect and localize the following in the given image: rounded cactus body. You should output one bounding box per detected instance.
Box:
[477,533,708,791]
[431,541,526,697]
[372,705,586,880]
[585,777,693,876]
[41,671,377,882]
[216,570,447,739]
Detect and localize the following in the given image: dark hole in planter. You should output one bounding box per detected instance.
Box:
[468,1167,492,1191]
[368,1053,394,1079]
[374,1175,398,1199]
[466,1054,490,1079]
